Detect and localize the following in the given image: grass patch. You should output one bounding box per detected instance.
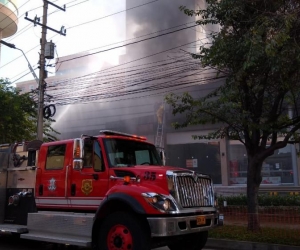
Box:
[209,225,300,246]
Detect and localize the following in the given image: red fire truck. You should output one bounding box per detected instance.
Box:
[0,130,223,250]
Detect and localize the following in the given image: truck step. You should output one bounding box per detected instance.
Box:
[23,211,94,246]
[21,232,91,247]
[0,223,28,234]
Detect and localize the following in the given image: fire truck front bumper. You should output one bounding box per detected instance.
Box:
[147,213,223,237]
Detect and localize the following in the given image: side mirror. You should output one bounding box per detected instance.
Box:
[73,138,83,159]
[73,159,83,171]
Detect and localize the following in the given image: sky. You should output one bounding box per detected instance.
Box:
[0,0,126,84]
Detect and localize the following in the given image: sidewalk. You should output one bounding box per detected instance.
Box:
[206,238,300,250]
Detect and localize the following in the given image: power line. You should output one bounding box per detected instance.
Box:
[11,69,37,84]
[92,77,224,105]
[48,54,191,86]
[25,0,60,14]
[48,42,195,87]
[43,43,224,106]
[52,62,212,97]
[6,0,65,42]
[57,24,198,65]
[48,63,194,98]
[44,47,215,105]
[6,23,32,42]
[10,64,38,81]
[54,20,197,64]
[68,0,160,30]
[53,74,225,105]
[47,54,195,88]
[8,20,202,81]
[52,70,207,102]
[48,0,86,16]
[26,47,219,107]
[51,20,197,70]
[47,36,209,87]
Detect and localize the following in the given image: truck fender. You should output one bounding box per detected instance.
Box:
[95,192,146,220]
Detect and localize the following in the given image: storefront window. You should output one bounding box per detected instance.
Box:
[228,142,295,185]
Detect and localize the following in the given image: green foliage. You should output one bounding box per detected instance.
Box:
[218,194,248,206]
[217,194,300,207]
[0,78,59,143]
[0,78,36,143]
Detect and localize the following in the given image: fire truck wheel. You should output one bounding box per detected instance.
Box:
[98,212,150,250]
[167,231,208,250]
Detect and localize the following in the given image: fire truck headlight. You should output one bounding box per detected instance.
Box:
[163,199,171,210]
[142,193,177,213]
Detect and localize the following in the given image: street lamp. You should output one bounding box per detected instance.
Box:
[0,40,41,139]
[0,40,39,85]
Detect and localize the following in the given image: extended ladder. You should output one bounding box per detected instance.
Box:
[155,102,165,148]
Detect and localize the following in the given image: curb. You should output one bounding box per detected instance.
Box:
[206,238,300,250]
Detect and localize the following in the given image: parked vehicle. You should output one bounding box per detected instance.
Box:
[0,130,223,250]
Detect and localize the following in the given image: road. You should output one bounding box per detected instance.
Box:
[0,235,220,250]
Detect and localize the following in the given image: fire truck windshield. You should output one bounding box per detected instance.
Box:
[104,138,162,167]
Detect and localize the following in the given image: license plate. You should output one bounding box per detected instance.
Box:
[196,216,206,225]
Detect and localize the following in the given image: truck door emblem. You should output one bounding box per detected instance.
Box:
[48,178,56,191]
[81,179,93,195]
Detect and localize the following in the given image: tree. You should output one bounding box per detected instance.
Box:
[0,78,59,143]
[166,0,300,231]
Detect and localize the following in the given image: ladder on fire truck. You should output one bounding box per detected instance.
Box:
[155,101,165,148]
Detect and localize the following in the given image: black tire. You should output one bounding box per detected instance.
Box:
[97,212,150,250]
[11,232,20,239]
[168,231,208,250]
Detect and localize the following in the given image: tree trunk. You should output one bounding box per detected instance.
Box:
[247,156,262,231]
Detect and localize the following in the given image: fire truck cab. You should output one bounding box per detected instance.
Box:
[0,130,223,250]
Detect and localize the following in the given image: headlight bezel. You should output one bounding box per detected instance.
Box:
[142,192,178,213]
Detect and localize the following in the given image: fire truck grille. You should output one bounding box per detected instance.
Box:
[175,176,213,208]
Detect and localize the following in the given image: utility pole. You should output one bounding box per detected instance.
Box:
[25,1,66,141]
[37,1,48,141]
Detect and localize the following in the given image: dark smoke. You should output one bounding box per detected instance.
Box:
[124,0,198,63]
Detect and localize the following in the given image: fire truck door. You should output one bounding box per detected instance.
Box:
[68,139,108,210]
[35,143,72,209]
